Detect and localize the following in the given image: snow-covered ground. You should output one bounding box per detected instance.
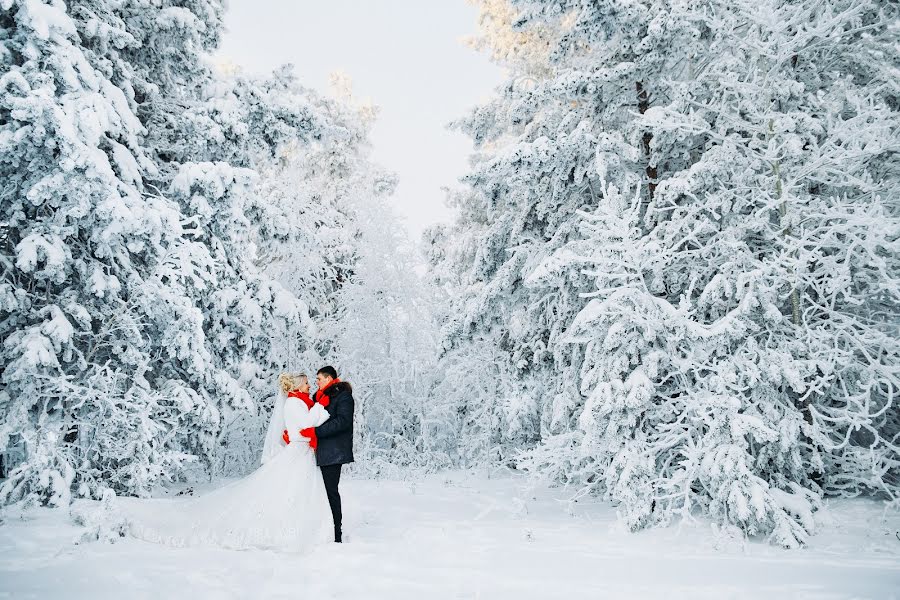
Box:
[1,471,898,599]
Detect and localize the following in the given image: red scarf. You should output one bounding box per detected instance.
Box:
[288,389,313,409]
[315,378,341,405]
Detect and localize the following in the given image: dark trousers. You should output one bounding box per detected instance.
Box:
[320,464,342,542]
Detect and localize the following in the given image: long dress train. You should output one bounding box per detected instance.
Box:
[119,394,332,552]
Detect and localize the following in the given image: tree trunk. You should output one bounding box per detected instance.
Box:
[636,82,658,227]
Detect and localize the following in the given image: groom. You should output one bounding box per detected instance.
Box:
[299,366,354,543]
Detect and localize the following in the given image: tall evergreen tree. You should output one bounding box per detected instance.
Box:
[432,0,899,545]
[0,0,218,504]
[0,1,361,502]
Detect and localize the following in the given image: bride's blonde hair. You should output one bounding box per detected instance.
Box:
[278,372,308,394]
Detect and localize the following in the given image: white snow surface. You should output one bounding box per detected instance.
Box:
[1,471,897,599]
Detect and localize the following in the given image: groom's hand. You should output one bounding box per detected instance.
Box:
[299,427,317,450]
[282,429,291,444]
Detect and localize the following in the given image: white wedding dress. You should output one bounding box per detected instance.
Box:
[119,392,333,552]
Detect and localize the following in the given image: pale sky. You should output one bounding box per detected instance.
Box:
[217,0,504,240]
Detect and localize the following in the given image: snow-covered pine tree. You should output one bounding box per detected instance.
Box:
[0,1,351,501]
[431,0,898,546]
[427,0,624,468]
[143,66,341,478]
[0,0,214,505]
[511,0,899,546]
[431,0,703,465]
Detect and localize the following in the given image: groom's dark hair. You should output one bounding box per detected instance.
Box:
[317,365,338,380]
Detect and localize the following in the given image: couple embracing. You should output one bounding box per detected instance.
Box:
[122,366,355,552]
[272,366,354,544]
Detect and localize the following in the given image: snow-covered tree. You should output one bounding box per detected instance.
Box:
[0,1,351,502]
[331,179,446,475]
[428,0,623,467]
[0,0,219,505]
[150,67,343,478]
[259,78,445,475]
[434,0,899,546]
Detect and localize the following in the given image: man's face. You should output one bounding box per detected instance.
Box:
[316,373,332,389]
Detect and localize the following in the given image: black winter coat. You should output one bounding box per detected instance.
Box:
[314,381,355,467]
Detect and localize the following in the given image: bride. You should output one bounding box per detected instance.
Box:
[119,373,334,552]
